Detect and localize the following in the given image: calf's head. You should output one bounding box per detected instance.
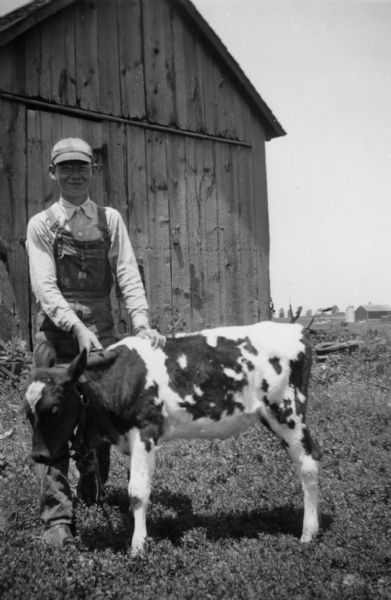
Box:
[24,349,88,463]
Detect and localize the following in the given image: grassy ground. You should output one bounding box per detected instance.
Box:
[0,328,390,599]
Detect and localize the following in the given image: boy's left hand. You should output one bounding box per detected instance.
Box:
[136,327,166,349]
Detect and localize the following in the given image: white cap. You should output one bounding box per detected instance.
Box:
[51,138,93,165]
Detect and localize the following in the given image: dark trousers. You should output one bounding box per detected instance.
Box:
[33,328,114,528]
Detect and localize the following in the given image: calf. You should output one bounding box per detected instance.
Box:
[25,321,320,554]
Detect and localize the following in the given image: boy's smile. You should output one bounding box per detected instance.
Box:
[51,160,93,205]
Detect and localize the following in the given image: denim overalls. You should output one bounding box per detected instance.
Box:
[34,205,115,528]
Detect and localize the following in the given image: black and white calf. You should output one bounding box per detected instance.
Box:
[25,321,320,554]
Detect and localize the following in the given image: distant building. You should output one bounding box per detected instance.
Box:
[354,305,391,321]
[345,306,355,323]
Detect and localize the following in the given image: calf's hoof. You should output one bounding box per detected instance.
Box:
[43,524,76,548]
[130,538,147,557]
[300,528,318,543]
[131,545,145,558]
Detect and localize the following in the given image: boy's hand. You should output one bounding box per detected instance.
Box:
[135,326,165,349]
[73,322,103,355]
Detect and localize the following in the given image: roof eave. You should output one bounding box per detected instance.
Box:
[174,0,286,140]
[0,0,75,48]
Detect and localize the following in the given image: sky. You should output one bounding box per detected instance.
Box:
[193,0,391,314]
[1,0,391,313]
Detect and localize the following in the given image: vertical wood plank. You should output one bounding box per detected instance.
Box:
[215,70,233,139]
[26,109,52,339]
[24,26,41,97]
[117,0,146,119]
[7,241,31,344]
[82,119,105,205]
[170,4,188,130]
[182,23,205,132]
[42,112,60,207]
[214,142,242,325]
[185,137,205,330]
[145,130,172,332]
[237,145,259,324]
[126,126,148,261]
[200,140,220,328]
[0,99,30,343]
[228,144,243,324]
[196,139,213,328]
[213,142,227,325]
[38,20,52,101]
[0,41,25,94]
[96,0,121,115]
[126,125,150,331]
[26,110,45,220]
[75,0,100,111]
[39,6,77,105]
[240,101,253,146]
[0,104,13,239]
[199,42,217,137]
[58,112,84,139]
[192,36,208,133]
[166,134,191,331]
[250,114,270,320]
[142,0,176,126]
[103,121,127,218]
[103,121,129,335]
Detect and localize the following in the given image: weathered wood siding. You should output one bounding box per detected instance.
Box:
[0,98,30,342]
[0,0,271,343]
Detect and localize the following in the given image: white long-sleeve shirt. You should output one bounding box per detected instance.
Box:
[26,197,150,333]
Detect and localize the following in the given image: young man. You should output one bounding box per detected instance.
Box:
[26,137,164,547]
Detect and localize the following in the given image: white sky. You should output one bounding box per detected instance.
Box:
[1,0,391,313]
[193,0,391,313]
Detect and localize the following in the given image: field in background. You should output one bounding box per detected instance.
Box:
[0,325,390,599]
[278,315,391,334]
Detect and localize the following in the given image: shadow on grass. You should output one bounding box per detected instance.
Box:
[149,490,333,544]
[78,487,333,552]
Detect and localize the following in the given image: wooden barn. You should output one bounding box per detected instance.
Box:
[0,0,285,347]
[355,305,391,321]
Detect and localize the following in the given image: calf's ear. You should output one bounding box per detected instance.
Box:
[66,348,88,382]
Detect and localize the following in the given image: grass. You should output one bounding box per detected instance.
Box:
[0,328,391,599]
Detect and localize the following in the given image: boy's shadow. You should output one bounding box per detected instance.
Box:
[78,488,332,552]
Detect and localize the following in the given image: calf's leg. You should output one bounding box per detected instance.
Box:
[282,424,320,542]
[261,415,320,542]
[128,428,156,555]
[296,446,319,542]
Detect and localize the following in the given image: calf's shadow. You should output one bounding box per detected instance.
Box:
[78,488,332,553]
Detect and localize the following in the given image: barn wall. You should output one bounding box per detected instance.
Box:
[0,98,30,343]
[21,108,266,334]
[0,0,272,343]
[16,0,254,142]
[354,308,366,321]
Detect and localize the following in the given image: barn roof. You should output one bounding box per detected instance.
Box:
[356,305,391,312]
[0,0,285,139]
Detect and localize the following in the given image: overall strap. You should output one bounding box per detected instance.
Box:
[45,206,63,233]
[97,206,111,245]
[46,206,66,259]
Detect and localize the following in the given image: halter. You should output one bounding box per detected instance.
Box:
[69,389,90,461]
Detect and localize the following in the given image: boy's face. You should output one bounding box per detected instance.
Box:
[50,160,93,204]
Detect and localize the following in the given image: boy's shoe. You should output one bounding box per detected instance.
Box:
[43,524,75,547]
